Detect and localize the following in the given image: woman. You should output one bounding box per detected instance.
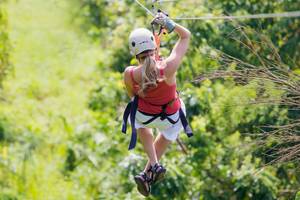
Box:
[122,12,192,196]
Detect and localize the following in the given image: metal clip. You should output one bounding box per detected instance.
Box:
[150,6,169,36]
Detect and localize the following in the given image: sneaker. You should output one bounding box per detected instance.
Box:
[148,163,166,184]
[134,172,151,196]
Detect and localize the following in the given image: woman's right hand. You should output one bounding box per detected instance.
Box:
[151,12,176,33]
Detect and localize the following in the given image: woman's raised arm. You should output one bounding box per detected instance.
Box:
[164,24,191,78]
[151,12,191,78]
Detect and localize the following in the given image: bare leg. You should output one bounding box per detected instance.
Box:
[138,128,158,166]
[143,133,171,172]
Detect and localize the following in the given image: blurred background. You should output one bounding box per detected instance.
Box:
[0,0,299,199]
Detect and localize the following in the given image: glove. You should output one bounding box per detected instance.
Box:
[151,12,176,33]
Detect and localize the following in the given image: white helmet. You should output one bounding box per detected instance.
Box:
[129,28,156,56]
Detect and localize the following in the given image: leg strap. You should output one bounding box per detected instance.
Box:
[128,96,139,150]
[121,101,132,134]
[121,96,139,150]
[179,108,193,137]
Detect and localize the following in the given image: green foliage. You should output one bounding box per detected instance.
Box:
[296,191,300,200]
[195,0,300,67]
[0,2,10,85]
[0,0,299,199]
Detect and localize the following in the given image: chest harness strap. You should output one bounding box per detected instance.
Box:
[122,96,193,150]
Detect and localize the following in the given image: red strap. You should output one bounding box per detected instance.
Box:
[154,33,160,60]
[130,68,138,85]
[159,68,164,77]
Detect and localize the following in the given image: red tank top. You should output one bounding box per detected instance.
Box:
[130,67,181,114]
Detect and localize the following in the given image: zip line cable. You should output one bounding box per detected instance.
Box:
[135,0,155,17]
[175,11,300,20]
[135,0,300,21]
[153,0,178,3]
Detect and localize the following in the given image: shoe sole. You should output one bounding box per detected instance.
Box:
[134,176,150,196]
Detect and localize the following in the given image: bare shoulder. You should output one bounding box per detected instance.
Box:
[124,66,136,78]
[123,66,136,98]
[124,66,139,85]
[123,66,132,82]
[157,60,176,84]
[124,66,135,74]
[158,59,174,79]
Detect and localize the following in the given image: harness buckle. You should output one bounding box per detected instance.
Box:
[160,112,167,120]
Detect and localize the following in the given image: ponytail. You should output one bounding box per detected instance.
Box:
[138,56,158,97]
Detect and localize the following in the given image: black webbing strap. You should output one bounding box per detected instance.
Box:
[121,96,139,150]
[179,108,193,137]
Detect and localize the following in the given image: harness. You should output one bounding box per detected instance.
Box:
[122,95,193,150]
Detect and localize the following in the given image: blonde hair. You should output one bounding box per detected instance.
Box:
[138,56,158,97]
